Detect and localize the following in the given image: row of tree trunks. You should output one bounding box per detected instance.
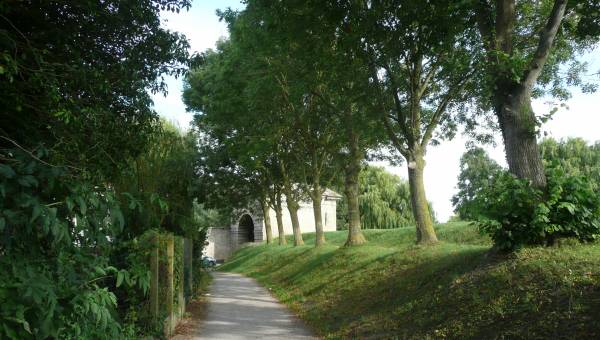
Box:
[281,162,305,246]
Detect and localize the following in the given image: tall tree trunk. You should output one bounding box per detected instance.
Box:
[260,198,273,244]
[407,151,438,245]
[286,198,304,246]
[344,129,366,246]
[496,87,547,188]
[281,161,304,246]
[274,191,287,245]
[312,183,325,246]
[476,0,567,189]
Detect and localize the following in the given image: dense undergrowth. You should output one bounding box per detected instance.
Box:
[220,222,600,339]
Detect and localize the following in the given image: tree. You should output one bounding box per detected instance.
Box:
[539,137,600,188]
[244,1,386,246]
[473,0,600,188]
[342,0,478,244]
[0,0,190,179]
[183,38,297,245]
[235,2,364,247]
[336,165,435,229]
[113,120,198,238]
[452,147,504,220]
[0,1,193,337]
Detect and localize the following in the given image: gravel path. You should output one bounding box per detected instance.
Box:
[191,272,316,340]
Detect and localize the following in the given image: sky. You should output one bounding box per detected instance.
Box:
[153,0,600,222]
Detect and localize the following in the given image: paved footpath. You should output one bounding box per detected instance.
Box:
[192,272,317,340]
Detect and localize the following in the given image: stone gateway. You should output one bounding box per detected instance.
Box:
[204,189,342,261]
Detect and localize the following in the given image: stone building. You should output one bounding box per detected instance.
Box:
[204,189,342,261]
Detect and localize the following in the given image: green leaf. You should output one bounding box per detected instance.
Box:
[0,164,15,178]
[65,197,74,211]
[76,196,87,215]
[18,175,38,188]
[116,271,124,288]
[95,266,106,276]
[30,204,42,223]
[112,209,124,229]
[4,317,31,334]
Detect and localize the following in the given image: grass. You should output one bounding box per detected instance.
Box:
[219,222,600,339]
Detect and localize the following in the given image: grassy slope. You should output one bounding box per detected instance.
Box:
[220,222,600,339]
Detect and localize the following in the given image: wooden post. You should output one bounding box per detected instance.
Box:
[178,237,185,317]
[165,234,174,336]
[149,232,159,322]
[183,238,193,301]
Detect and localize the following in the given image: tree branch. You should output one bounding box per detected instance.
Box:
[383,113,409,155]
[420,69,476,147]
[522,0,568,88]
[382,62,414,145]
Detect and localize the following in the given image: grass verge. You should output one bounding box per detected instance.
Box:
[220,222,600,339]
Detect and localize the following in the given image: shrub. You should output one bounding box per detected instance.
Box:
[476,166,600,250]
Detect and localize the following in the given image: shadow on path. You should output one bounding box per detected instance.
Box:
[185,272,317,340]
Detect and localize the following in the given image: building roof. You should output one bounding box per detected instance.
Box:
[323,188,343,200]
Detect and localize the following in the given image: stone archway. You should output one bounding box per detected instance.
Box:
[237,214,255,244]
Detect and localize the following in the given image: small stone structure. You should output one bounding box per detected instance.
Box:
[204,189,342,261]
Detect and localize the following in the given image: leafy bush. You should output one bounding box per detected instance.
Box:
[476,166,600,250]
[475,166,600,250]
[0,148,128,338]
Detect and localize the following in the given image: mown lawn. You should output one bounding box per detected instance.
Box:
[219,222,600,339]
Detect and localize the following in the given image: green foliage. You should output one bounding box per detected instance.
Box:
[359,166,413,229]
[114,120,198,238]
[336,166,435,229]
[476,167,600,251]
[0,148,129,338]
[540,137,600,189]
[452,147,504,219]
[0,0,191,179]
[0,1,199,336]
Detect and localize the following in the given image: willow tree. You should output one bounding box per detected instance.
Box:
[473,0,600,188]
[358,166,421,229]
[342,0,478,244]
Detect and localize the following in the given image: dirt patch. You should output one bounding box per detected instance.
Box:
[171,294,210,339]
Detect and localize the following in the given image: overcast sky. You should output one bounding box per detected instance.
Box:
[153,0,600,222]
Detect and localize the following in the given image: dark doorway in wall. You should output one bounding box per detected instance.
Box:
[238,214,255,244]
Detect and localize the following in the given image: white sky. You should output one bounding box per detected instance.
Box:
[153,0,600,222]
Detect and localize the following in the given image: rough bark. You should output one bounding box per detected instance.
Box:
[344,129,366,246]
[407,152,438,245]
[286,198,304,246]
[260,198,273,244]
[311,185,326,246]
[281,161,304,246]
[274,191,287,245]
[496,87,547,187]
[477,0,568,189]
